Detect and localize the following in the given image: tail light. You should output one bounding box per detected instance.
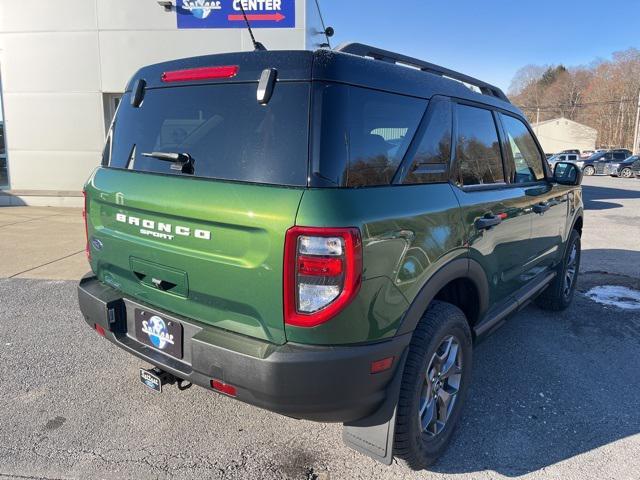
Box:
[284,227,362,327]
[82,190,90,261]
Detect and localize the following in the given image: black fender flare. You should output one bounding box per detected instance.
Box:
[396,257,489,336]
[570,207,584,234]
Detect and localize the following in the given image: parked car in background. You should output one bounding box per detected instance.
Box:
[581,149,632,175]
[607,155,639,177]
[632,158,640,178]
[558,149,581,155]
[548,153,583,171]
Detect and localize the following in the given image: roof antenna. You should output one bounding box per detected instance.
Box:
[239,3,266,51]
[314,0,333,48]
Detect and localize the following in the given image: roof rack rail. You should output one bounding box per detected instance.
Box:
[335,42,510,103]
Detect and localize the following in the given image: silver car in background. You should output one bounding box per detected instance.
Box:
[547,153,584,172]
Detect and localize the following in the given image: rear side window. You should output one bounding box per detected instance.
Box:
[109,83,310,186]
[455,105,504,186]
[403,98,452,184]
[315,84,427,187]
[499,113,545,183]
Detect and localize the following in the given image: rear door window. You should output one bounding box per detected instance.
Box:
[109,83,310,186]
[455,105,504,186]
[499,113,545,183]
[315,84,427,187]
[403,98,452,184]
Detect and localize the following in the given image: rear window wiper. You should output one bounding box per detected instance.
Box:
[142,152,194,175]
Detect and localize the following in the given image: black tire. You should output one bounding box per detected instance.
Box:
[535,229,581,311]
[620,168,632,178]
[583,165,595,176]
[393,301,473,470]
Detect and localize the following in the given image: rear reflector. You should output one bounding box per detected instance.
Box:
[161,65,239,83]
[370,357,394,374]
[94,324,106,337]
[210,379,237,397]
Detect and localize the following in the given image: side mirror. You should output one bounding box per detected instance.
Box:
[553,161,582,186]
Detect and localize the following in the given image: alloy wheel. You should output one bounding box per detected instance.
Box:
[621,168,632,178]
[418,335,463,436]
[584,166,595,176]
[563,241,578,298]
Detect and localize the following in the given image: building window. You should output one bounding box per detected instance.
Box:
[103,93,123,134]
[0,121,7,189]
[0,77,7,188]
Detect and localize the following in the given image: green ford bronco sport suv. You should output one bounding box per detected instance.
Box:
[78,43,583,469]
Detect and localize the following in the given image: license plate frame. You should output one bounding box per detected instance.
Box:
[134,309,184,359]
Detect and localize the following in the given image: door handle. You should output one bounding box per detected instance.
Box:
[533,202,550,214]
[475,214,503,230]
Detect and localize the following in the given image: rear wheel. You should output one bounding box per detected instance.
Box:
[393,301,472,470]
[620,167,633,178]
[583,165,595,176]
[535,229,581,311]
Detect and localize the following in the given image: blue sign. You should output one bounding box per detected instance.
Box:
[177,0,295,29]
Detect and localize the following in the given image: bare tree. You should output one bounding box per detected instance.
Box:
[509,48,640,149]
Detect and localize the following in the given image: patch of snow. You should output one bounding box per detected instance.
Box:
[584,285,640,310]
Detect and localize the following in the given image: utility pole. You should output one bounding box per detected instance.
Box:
[536,107,540,135]
[633,89,640,155]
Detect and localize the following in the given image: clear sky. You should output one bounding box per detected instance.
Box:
[318,0,640,93]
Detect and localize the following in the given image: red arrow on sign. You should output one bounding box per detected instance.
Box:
[228,13,286,22]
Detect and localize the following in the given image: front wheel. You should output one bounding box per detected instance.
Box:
[583,165,595,176]
[535,229,581,311]
[620,168,633,178]
[393,301,473,470]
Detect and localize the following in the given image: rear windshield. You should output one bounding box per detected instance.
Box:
[108,82,310,186]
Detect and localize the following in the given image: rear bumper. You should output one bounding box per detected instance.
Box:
[78,275,411,422]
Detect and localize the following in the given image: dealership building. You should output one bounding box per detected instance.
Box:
[531,117,598,155]
[0,0,326,206]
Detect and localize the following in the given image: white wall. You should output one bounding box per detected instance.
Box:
[533,118,598,154]
[0,0,320,203]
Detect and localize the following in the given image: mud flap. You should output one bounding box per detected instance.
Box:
[342,349,408,465]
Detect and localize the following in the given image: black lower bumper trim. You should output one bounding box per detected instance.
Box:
[78,275,411,423]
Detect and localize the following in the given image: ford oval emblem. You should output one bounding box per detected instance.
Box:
[91,238,103,251]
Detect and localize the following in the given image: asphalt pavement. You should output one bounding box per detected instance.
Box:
[0,175,639,480]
